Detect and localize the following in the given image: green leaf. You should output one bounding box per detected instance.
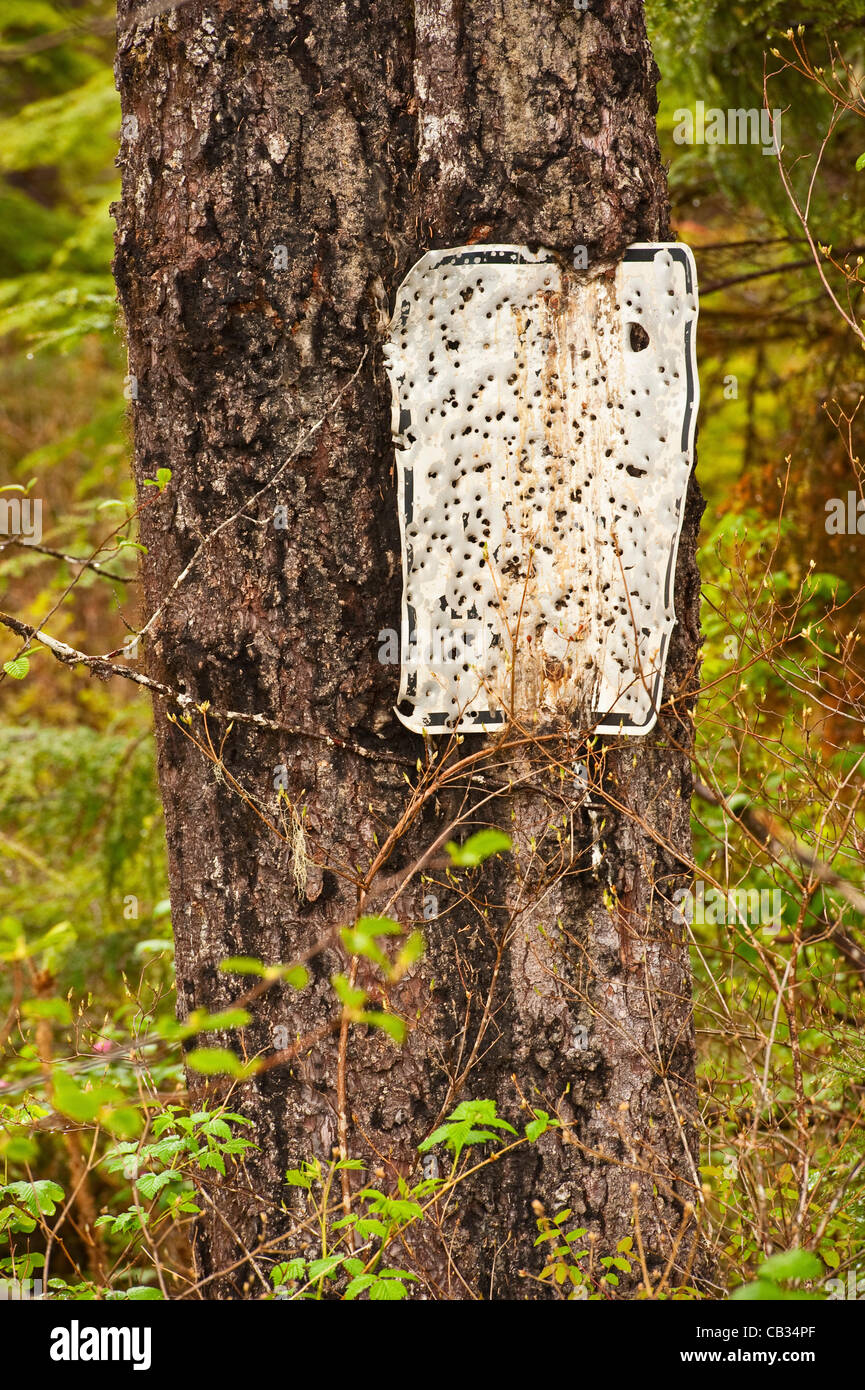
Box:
[344,1274,376,1300]
[354,1218,387,1239]
[271,1258,305,1285]
[341,928,389,970]
[393,931,425,973]
[731,1278,823,1302]
[525,1109,551,1141]
[855,152,865,172]
[358,1010,406,1043]
[0,1205,35,1235]
[369,1277,408,1300]
[221,960,307,986]
[354,915,403,936]
[357,1190,423,1224]
[758,1249,823,1283]
[103,1106,143,1138]
[4,1180,65,1218]
[185,1007,252,1033]
[730,1280,786,1301]
[136,1172,174,1200]
[133,938,174,958]
[333,974,367,1010]
[2,657,29,680]
[20,996,72,1023]
[53,1072,125,1124]
[143,468,172,490]
[445,830,512,867]
[185,1048,259,1079]
[202,1118,233,1140]
[196,1150,226,1175]
[285,1168,313,1189]
[0,1134,37,1164]
[418,1098,517,1162]
[308,1255,343,1281]
[218,956,266,976]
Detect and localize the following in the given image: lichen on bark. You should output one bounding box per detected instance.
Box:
[114,0,704,1298]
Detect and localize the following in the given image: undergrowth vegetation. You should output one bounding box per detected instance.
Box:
[1,1,864,1299]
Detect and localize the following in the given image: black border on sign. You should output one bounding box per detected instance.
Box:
[390,244,699,737]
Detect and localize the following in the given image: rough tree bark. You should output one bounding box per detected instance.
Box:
[114,0,704,1299]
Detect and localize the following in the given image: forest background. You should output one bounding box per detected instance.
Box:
[1,0,864,1301]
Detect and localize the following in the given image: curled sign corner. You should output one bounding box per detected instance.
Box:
[384,242,699,737]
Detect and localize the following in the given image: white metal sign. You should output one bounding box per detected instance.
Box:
[383,243,698,736]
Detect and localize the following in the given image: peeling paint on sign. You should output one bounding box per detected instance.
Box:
[383,243,699,736]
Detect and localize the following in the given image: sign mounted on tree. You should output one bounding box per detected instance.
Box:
[383,243,699,736]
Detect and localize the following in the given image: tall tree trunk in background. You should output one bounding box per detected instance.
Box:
[114,0,704,1299]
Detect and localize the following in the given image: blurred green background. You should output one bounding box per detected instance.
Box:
[1,0,864,1297]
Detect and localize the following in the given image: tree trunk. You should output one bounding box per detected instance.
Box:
[113,0,704,1299]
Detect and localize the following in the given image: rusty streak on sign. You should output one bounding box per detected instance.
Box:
[383,243,699,736]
